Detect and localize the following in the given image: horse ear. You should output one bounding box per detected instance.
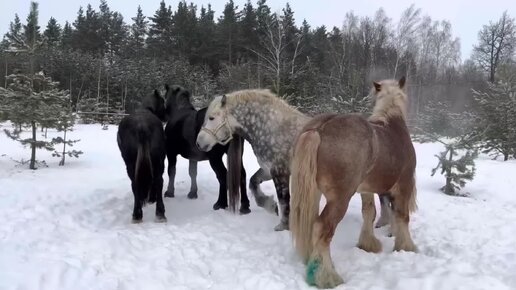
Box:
[373,82,381,92]
[398,76,406,89]
[164,84,170,92]
[154,89,161,98]
[221,94,227,107]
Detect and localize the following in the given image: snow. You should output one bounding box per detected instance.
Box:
[0,123,515,290]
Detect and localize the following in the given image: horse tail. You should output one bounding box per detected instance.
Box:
[227,135,243,213]
[135,129,154,205]
[290,129,321,263]
[408,174,418,213]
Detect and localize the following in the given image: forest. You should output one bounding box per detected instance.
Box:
[0,1,515,183]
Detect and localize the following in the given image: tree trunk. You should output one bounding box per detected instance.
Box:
[30,121,37,170]
[4,58,7,88]
[504,152,509,161]
[59,128,67,166]
[444,147,454,195]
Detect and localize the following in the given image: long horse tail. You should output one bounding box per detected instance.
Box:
[227,135,243,213]
[135,129,154,205]
[290,129,322,263]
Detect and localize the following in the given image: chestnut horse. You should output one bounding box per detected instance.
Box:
[289,77,418,288]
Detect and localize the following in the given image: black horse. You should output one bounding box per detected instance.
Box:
[163,85,250,214]
[117,90,167,223]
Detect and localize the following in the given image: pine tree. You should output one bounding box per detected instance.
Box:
[60,21,73,50]
[1,72,78,169]
[414,101,478,195]
[146,1,174,57]
[51,92,83,166]
[72,4,103,54]
[24,2,41,48]
[472,65,516,160]
[255,0,272,38]
[127,6,148,57]
[4,14,23,47]
[239,0,258,59]
[172,1,198,59]
[218,0,239,63]
[197,5,218,70]
[43,17,61,47]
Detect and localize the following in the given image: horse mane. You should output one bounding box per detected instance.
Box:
[225,89,303,116]
[368,79,408,124]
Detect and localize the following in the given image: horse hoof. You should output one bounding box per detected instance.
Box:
[274,222,289,231]
[131,218,143,224]
[164,191,175,198]
[155,215,167,223]
[239,207,251,215]
[187,192,198,199]
[213,202,227,210]
[306,259,344,288]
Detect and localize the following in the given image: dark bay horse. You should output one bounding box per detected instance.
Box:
[117,90,167,223]
[290,77,418,288]
[163,85,250,214]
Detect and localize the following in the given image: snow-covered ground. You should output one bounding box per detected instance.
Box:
[0,123,515,290]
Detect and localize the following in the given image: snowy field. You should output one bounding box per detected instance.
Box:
[0,123,515,290]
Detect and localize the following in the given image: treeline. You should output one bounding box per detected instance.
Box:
[0,1,514,119]
[0,0,478,117]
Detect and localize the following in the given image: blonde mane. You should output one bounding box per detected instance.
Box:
[368,79,409,124]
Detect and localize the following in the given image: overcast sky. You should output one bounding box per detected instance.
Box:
[1,0,515,59]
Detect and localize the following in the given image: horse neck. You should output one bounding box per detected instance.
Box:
[229,100,309,145]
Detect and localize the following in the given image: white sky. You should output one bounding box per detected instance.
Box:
[1,0,515,59]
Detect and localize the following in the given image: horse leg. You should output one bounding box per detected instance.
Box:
[209,157,228,210]
[131,181,143,223]
[391,179,417,252]
[357,193,382,253]
[271,171,290,231]
[307,192,350,288]
[187,160,198,199]
[239,163,251,214]
[249,168,278,215]
[153,158,166,222]
[164,154,177,198]
[126,162,142,223]
[375,193,391,228]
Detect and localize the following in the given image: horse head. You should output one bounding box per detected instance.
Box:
[369,76,409,123]
[196,94,234,151]
[142,89,166,122]
[164,84,195,119]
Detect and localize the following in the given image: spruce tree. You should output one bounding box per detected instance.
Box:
[218,0,239,63]
[5,14,23,47]
[23,2,41,48]
[414,101,478,195]
[43,17,61,47]
[127,6,148,57]
[60,21,73,50]
[1,72,77,169]
[198,5,218,70]
[472,65,516,160]
[147,1,174,57]
[239,0,258,59]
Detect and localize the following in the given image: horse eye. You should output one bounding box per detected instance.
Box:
[209,116,214,121]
